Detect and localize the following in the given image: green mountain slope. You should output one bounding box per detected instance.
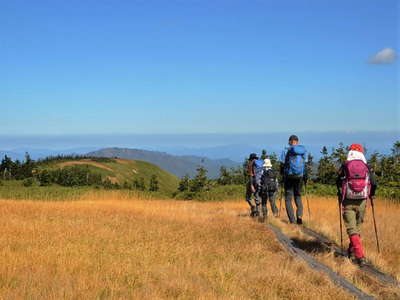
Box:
[38,158,179,194]
[87,147,239,178]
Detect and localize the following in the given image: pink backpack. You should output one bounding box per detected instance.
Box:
[342,160,371,200]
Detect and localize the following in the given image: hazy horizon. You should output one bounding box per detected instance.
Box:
[1,130,398,162]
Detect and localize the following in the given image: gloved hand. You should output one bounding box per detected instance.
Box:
[303,176,308,185]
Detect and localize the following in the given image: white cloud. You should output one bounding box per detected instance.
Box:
[369,48,396,64]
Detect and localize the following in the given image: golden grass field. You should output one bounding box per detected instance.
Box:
[270,195,400,299]
[0,193,357,300]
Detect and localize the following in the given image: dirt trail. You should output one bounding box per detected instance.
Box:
[267,223,376,300]
[57,160,114,171]
[299,226,400,288]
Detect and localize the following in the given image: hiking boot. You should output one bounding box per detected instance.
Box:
[296,217,303,225]
[256,204,261,216]
[250,206,257,217]
[357,257,367,267]
[347,242,355,260]
[251,206,259,217]
[262,207,267,216]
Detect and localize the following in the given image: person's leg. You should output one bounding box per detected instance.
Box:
[245,181,255,216]
[355,200,366,234]
[261,193,267,218]
[293,179,303,223]
[268,191,278,216]
[343,202,358,236]
[285,179,296,224]
[254,185,262,216]
[343,200,365,264]
[354,200,367,265]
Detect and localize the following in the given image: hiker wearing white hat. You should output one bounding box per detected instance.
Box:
[263,159,272,168]
[260,158,279,220]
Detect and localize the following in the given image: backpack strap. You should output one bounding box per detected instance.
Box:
[283,148,291,177]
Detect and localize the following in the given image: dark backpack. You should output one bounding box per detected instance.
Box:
[261,169,278,193]
[284,145,306,178]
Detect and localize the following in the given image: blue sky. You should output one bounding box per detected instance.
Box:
[1,0,399,135]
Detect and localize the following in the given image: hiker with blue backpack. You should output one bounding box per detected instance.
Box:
[337,144,378,267]
[245,153,264,217]
[260,158,279,220]
[279,135,308,225]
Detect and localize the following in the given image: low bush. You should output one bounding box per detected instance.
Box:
[22,177,35,187]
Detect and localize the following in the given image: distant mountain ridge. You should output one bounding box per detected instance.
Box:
[87,147,239,178]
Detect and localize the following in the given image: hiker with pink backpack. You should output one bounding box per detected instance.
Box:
[337,143,378,267]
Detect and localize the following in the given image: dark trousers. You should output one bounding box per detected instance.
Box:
[262,190,278,216]
[284,177,303,223]
[245,180,261,208]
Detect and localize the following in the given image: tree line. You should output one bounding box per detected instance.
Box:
[175,141,400,200]
[0,154,160,192]
[314,141,400,187]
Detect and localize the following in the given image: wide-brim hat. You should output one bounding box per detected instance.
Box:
[263,159,272,168]
[249,153,258,160]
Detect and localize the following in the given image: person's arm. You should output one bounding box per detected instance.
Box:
[248,160,256,192]
[248,160,255,177]
[279,149,287,178]
[303,150,308,184]
[369,170,378,197]
[336,165,344,197]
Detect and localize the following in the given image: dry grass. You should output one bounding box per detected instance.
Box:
[270,195,400,299]
[306,196,399,278]
[0,195,354,299]
[57,160,114,171]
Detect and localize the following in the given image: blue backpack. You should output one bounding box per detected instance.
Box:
[253,159,264,185]
[284,145,306,177]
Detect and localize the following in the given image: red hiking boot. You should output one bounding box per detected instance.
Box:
[350,234,366,267]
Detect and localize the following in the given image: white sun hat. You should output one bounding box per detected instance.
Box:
[263,159,272,168]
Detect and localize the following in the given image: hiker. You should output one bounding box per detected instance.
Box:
[245,153,263,217]
[260,158,279,219]
[279,135,308,224]
[337,143,377,266]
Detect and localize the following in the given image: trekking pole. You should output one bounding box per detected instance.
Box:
[370,197,381,253]
[304,183,311,223]
[337,189,344,251]
[338,199,344,252]
[278,187,283,217]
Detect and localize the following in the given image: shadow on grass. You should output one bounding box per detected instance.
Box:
[291,238,331,254]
